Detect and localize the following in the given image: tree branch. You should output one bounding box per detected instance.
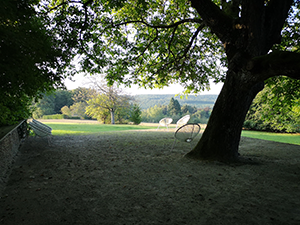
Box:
[111,18,203,29]
[249,51,300,81]
[179,24,205,60]
[47,0,83,12]
[190,0,233,43]
[167,27,178,59]
[264,0,294,48]
[133,29,159,61]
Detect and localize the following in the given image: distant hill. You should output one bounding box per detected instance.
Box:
[134,94,218,109]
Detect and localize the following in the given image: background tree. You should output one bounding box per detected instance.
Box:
[181,105,197,115]
[70,102,88,119]
[32,94,56,118]
[85,75,132,124]
[71,87,97,104]
[86,93,131,124]
[168,98,182,116]
[86,95,111,123]
[61,106,72,118]
[141,105,167,123]
[130,104,142,125]
[32,90,73,118]
[42,0,300,161]
[244,77,300,132]
[68,87,97,119]
[53,90,74,114]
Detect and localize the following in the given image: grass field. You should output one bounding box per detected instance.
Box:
[43,122,156,135]
[41,120,300,145]
[241,130,300,145]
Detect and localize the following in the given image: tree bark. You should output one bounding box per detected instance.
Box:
[110,109,115,124]
[186,70,264,162]
[185,1,296,162]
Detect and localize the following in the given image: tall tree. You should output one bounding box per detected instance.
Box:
[168,97,182,115]
[130,103,142,125]
[41,0,300,161]
[53,90,74,113]
[86,75,132,124]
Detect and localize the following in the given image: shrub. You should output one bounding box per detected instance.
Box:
[42,114,65,119]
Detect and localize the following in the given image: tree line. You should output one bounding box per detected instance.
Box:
[32,85,300,133]
[141,97,212,124]
[32,87,142,125]
[135,94,217,110]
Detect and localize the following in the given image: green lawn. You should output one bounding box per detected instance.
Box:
[242,130,300,145]
[43,122,156,135]
[42,121,300,145]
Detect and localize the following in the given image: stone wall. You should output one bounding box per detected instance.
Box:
[0,120,27,193]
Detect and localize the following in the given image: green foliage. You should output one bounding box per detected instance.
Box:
[32,94,56,118]
[168,98,182,116]
[0,0,73,125]
[244,77,300,133]
[0,96,32,125]
[70,102,88,119]
[86,92,132,124]
[142,99,212,124]
[33,88,96,119]
[115,105,131,124]
[189,107,211,124]
[71,87,97,103]
[181,104,197,114]
[84,76,133,124]
[61,106,72,118]
[135,94,217,109]
[40,0,226,93]
[42,114,65,119]
[130,104,142,125]
[86,94,111,123]
[141,105,166,123]
[32,89,74,117]
[32,90,214,124]
[53,90,74,113]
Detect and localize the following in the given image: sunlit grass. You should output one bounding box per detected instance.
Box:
[242,130,300,145]
[44,122,156,135]
[43,121,300,145]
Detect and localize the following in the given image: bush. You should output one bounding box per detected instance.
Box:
[42,114,65,119]
[68,116,82,120]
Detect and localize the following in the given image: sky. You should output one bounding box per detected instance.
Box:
[64,73,223,95]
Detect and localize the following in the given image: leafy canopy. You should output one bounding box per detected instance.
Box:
[41,0,226,93]
[41,1,300,94]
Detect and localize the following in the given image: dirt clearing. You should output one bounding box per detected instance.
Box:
[0,130,299,224]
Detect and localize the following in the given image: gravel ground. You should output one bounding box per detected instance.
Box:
[0,130,300,225]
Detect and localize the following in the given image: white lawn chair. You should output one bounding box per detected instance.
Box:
[172,123,201,150]
[29,119,52,144]
[157,118,173,130]
[176,115,190,129]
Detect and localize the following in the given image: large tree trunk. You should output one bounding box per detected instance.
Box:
[186,69,264,162]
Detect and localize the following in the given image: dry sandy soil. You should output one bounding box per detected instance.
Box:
[0,129,300,225]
